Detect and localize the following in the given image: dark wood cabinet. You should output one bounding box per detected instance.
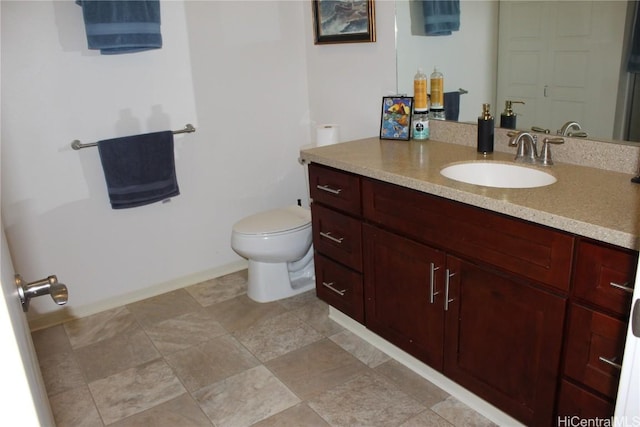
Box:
[309,164,364,322]
[363,224,446,370]
[557,239,638,421]
[443,256,566,426]
[307,162,638,427]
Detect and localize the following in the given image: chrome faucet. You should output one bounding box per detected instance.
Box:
[508,131,565,166]
[558,121,587,137]
[508,131,538,164]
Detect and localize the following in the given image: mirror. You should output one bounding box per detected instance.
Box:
[396,0,640,144]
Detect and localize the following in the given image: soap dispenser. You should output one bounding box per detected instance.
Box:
[477,103,494,154]
[499,100,524,129]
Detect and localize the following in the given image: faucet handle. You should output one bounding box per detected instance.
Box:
[539,137,564,166]
[531,126,551,134]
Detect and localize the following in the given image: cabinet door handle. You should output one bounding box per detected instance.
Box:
[316,184,342,195]
[598,356,623,370]
[322,281,346,296]
[319,231,344,244]
[444,269,456,311]
[610,281,634,294]
[429,262,440,304]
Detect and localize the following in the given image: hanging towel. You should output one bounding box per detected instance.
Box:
[628,2,640,73]
[421,0,460,36]
[444,91,460,121]
[76,0,162,55]
[97,131,179,209]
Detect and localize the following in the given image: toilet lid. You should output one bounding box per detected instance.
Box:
[233,205,311,235]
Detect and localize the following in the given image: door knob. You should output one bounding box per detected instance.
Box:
[15,274,68,312]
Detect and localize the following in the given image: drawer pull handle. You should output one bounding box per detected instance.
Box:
[444,269,456,311]
[320,231,344,244]
[609,281,633,294]
[316,184,342,195]
[322,281,346,296]
[598,356,622,370]
[429,262,440,304]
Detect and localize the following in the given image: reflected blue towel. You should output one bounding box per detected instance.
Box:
[76,0,162,55]
[422,0,460,36]
[628,3,640,73]
[444,91,460,121]
[97,131,179,209]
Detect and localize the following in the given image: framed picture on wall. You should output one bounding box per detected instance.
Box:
[312,0,376,45]
[380,96,413,141]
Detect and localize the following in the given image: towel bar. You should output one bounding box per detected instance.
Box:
[71,124,196,150]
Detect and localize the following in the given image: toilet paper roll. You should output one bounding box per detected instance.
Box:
[316,124,340,147]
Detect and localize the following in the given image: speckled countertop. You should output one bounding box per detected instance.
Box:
[300,137,640,251]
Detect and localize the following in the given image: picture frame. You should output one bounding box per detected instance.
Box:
[380,96,413,141]
[312,0,376,45]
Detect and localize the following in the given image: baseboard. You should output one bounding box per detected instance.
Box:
[328,307,525,427]
[28,260,248,331]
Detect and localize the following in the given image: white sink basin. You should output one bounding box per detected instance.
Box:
[440,162,556,188]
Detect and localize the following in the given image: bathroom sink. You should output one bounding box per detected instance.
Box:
[440,162,556,189]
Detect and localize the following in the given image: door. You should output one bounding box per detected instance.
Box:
[363,224,446,370]
[443,255,567,426]
[497,1,627,137]
[614,260,640,420]
[0,225,55,426]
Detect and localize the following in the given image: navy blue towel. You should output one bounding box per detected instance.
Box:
[444,91,460,121]
[76,0,162,55]
[97,131,179,209]
[628,2,640,73]
[421,0,460,36]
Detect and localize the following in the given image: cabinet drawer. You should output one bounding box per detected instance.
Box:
[309,163,361,216]
[573,239,638,316]
[563,304,626,399]
[314,253,364,323]
[556,380,614,421]
[362,178,574,292]
[312,203,362,271]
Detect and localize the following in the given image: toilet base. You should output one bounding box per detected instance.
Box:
[246,259,315,303]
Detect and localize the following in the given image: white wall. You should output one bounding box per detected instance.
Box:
[0,0,398,327]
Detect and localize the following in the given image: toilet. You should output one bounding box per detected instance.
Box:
[231,204,315,303]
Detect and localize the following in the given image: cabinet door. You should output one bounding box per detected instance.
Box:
[444,256,567,427]
[363,224,446,370]
[563,304,627,399]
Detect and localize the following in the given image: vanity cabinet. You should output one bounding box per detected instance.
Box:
[556,239,638,420]
[309,164,364,322]
[307,162,638,426]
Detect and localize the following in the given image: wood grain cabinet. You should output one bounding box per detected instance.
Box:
[557,239,638,421]
[307,162,638,426]
[309,164,364,322]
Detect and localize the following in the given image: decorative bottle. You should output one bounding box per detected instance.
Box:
[477,103,494,154]
[414,68,428,113]
[429,67,445,120]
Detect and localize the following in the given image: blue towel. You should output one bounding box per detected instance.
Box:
[628,2,640,73]
[421,0,460,36]
[97,131,179,209]
[444,91,460,121]
[76,0,162,55]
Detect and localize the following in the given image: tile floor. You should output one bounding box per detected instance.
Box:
[32,270,497,427]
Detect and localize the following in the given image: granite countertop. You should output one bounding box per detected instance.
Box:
[300,137,640,251]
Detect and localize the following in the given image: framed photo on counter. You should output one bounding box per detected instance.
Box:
[312,0,376,44]
[380,96,413,141]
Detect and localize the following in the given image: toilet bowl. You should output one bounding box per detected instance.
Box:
[231,205,315,303]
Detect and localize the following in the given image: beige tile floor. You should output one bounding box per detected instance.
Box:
[32,270,497,427]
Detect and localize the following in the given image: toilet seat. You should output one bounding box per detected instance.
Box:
[232,205,311,236]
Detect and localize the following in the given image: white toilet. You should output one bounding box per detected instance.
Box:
[231,204,315,303]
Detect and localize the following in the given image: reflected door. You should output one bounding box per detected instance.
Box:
[497,1,627,137]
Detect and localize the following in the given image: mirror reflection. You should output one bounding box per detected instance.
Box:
[396,0,640,144]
